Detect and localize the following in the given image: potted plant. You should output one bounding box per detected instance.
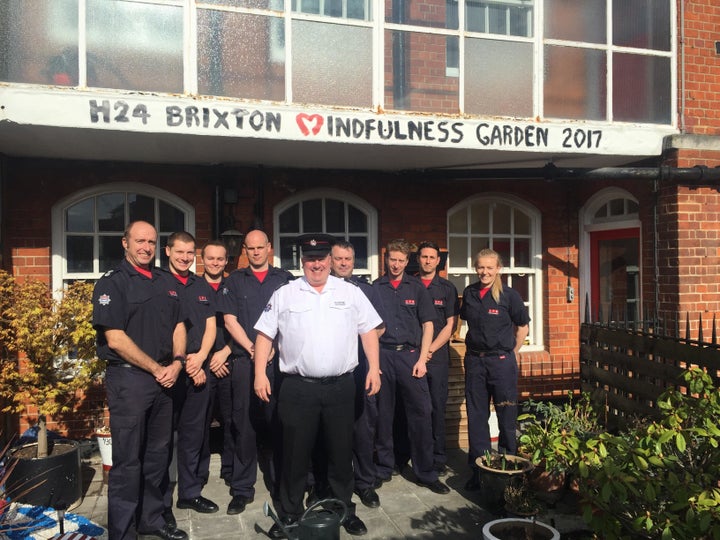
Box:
[0,271,104,510]
[577,368,720,540]
[503,477,541,518]
[518,392,602,501]
[475,451,533,510]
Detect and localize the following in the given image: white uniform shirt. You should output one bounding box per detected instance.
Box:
[254,275,382,377]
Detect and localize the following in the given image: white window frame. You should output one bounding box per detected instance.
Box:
[51,182,195,292]
[447,193,543,349]
[273,188,378,280]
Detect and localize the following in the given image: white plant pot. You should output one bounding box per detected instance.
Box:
[482,518,560,540]
[95,432,112,471]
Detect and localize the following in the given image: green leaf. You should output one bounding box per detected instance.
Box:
[676,433,687,452]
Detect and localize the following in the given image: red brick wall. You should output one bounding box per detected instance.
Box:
[679,1,720,135]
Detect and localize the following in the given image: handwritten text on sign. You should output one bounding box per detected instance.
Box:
[89,99,605,150]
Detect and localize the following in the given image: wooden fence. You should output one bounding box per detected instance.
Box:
[580,312,720,429]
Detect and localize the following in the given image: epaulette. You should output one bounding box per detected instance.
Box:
[103,269,114,277]
[344,277,360,287]
[274,281,291,292]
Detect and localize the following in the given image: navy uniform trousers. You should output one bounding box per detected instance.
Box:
[107,365,173,540]
[202,368,234,483]
[427,344,450,468]
[375,349,437,484]
[464,350,519,460]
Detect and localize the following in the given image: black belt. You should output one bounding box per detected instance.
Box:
[467,349,506,358]
[287,372,352,384]
[380,343,416,352]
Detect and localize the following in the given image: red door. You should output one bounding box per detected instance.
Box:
[590,228,640,322]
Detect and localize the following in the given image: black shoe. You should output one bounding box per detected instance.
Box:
[354,487,380,508]
[464,469,480,491]
[418,479,451,494]
[138,524,188,540]
[227,495,253,515]
[176,495,219,513]
[342,514,368,536]
[162,508,176,529]
[268,517,295,539]
[435,464,448,477]
[372,478,383,490]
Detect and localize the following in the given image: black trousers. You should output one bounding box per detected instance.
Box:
[278,373,356,519]
[203,368,233,482]
[427,345,450,468]
[464,350,518,462]
[352,363,379,490]
[106,365,173,540]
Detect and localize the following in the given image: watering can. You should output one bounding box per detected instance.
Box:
[263,498,348,540]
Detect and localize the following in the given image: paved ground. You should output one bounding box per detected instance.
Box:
[73,443,590,539]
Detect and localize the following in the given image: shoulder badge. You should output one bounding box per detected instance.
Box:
[103,269,114,277]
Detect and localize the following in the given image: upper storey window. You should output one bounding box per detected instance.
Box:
[0,0,673,124]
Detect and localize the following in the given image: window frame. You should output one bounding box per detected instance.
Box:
[273,188,378,280]
[51,182,195,292]
[447,193,543,349]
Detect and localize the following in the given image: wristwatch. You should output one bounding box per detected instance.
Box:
[174,355,187,368]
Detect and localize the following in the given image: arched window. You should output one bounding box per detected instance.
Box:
[447,194,542,347]
[580,188,641,322]
[273,189,378,279]
[52,183,194,290]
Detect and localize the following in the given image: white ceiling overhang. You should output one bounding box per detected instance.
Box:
[0,86,676,172]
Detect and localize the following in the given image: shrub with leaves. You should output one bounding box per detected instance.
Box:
[0,270,104,456]
[577,368,720,540]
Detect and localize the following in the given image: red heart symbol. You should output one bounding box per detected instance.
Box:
[296,113,324,136]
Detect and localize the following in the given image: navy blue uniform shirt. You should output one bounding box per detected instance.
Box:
[373,273,435,347]
[460,282,530,352]
[205,276,230,353]
[423,275,460,340]
[219,265,293,355]
[92,259,183,366]
[170,271,215,355]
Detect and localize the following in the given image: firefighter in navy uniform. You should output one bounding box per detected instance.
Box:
[197,241,234,491]
[372,239,451,495]
[219,229,293,514]
[460,248,530,491]
[92,221,188,540]
[162,232,219,518]
[416,241,459,475]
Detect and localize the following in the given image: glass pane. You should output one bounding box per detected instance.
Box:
[158,235,170,267]
[159,201,184,232]
[448,236,468,268]
[302,199,323,231]
[349,236,368,268]
[597,236,639,321]
[386,0,457,29]
[469,202,489,234]
[514,210,530,235]
[470,237,489,261]
[544,45,606,120]
[348,0,370,20]
[465,38,532,117]
[87,0,183,92]
[0,0,78,85]
[293,20,372,107]
[66,199,95,233]
[325,199,345,233]
[628,200,639,214]
[200,0,277,9]
[613,0,671,51]
[493,239,510,265]
[198,10,285,101]
[348,205,367,233]
[595,204,608,219]
[448,208,467,233]
[385,30,459,113]
[544,0,605,43]
[279,204,300,233]
[466,1,533,37]
[613,54,671,124]
[129,194,155,224]
[279,237,300,270]
[609,198,625,216]
[510,273,529,301]
[99,235,125,272]
[514,238,530,267]
[67,236,94,273]
[493,203,511,234]
[97,193,126,232]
